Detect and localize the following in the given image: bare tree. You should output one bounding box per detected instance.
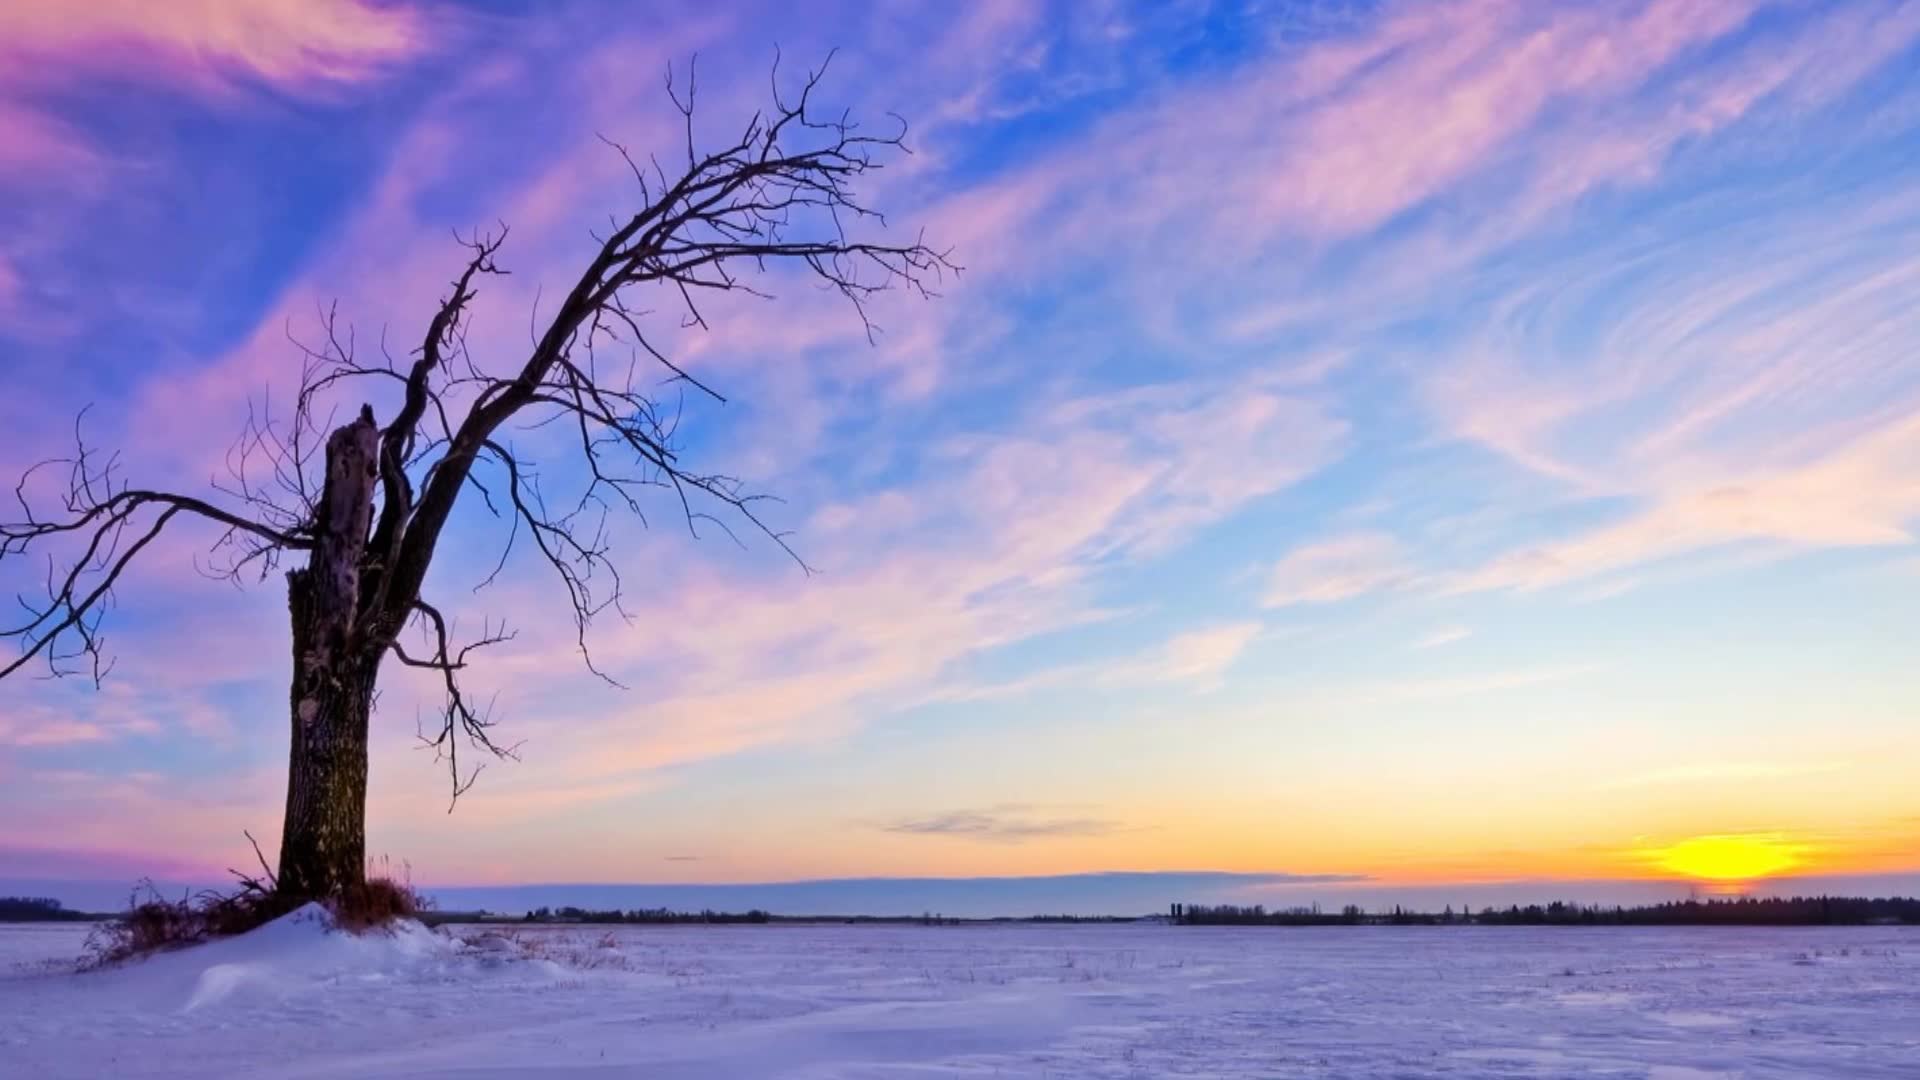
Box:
[0,57,951,901]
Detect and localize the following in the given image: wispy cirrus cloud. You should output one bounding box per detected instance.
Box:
[1425,190,1920,597]
[0,0,427,191]
[0,715,111,749]
[5,1,1920,888]
[1264,533,1412,607]
[1412,626,1472,650]
[930,619,1271,705]
[499,381,1340,783]
[919,0,1772,295]
[0,0,435,386]
[0,100,96,176]
[0,842,221,883]
[0,766,282,878]
[0,0,425,96]
[1317,5,1920,605]
[31,0,1903,786]
[0,250,21,317]
[1144,623,1266,689]
[878,805,1128,844]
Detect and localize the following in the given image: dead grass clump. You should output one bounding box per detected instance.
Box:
[84,854,430,966]
[84,881,294,968]
[327,873,430,932]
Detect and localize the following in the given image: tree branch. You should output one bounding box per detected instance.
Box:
[380,53,951,653]
[1,55,950,815]
[2,414,311,681]
[392,598,518,809]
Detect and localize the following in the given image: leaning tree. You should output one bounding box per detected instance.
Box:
[0,59,950,901]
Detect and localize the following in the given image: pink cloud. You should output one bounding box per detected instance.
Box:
[0,100,97,176]
[1421,177,1920,597]
[1354,0,1920,321]
[916,0,1765,288]
[0,765,281,880]
[942,621,1269,703]
[0,0,424,95]
[0,18,1019,831]
[0,716,110,748]
[1264,532,1412,607]
[411,378,1345,792]
[0,250,19,309]
[30,0,1714,827]
[1279,5,1920,603]
[1258,0,1757,235]
[0,0,427,226]
[0,841,221,883]
[1447,413,1920,594]
[835,0,1829,398]
[15,0,1914,869]
[0,688,168,748]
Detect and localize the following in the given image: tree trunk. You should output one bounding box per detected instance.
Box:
[277,407,381,900]
[277,642,375,898]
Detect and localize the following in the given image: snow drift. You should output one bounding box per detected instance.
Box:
[4,920,1916,1077]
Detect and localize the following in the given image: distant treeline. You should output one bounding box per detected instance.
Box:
[992,914,1137,923]
[424,909,1144,926]
[1475,897,1920,926]
[515,906,772,924]
[1172,896,1920,927]
[0,897,101,922]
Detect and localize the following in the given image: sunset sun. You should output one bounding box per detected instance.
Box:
[1647,834,1808,882]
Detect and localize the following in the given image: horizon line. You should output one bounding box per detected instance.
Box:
[12,867,1920,890]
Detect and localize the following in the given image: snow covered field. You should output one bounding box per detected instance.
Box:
[2,913,1915,1078]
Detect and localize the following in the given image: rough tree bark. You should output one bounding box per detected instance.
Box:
[279,408,380,898]
[0,56,951,904]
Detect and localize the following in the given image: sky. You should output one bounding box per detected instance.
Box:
[2,0,1918,916]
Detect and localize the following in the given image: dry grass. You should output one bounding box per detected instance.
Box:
[84,858,431,967]
[328,874,429,932]
[84,881,297,967]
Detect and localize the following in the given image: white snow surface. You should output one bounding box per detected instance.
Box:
[2,913,1916,1077]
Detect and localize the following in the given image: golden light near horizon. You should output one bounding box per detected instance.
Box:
[1644,834,1809,882]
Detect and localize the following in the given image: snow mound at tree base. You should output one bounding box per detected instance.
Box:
[101,901,469,1013]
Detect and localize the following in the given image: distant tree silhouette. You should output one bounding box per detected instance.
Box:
[518,906,769,925]
[0,897,96,922]
[1173,896,1920,927]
